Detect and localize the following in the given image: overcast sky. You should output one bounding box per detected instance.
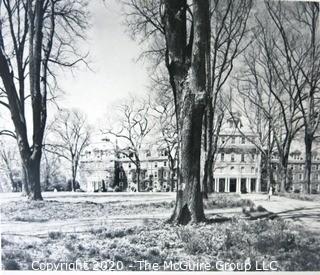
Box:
[58,0,149,125]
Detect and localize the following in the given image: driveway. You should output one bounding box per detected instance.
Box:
[241,193,320,232]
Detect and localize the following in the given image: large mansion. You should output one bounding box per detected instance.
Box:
[79,115,320,194]
[213,116,261,193]
[79,143,176,192]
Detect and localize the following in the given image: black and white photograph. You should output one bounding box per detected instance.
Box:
[0,0,320,272]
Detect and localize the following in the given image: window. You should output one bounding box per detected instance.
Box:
[231,153,235,162]
[155,162,158,168]
[299,174,303,180]
[163,171,167,178]
[231,137,236,144]
[230,166,234,170]
[241,167,245,172]
[252,154,255,160]
[229,121,233,128]
[241,137,245,144]
[251,167,255,173]
[241,153,245,162]
[300,164,303,170]
[164,161,167,167]
[221,153,225,162]
[146,150,151,157]
[129,163,131,168]
[221,137,225,144]
[154,172,158,178]
[119,172,123,179]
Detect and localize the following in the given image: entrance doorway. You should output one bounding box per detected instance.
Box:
[251,178,256,192]
[219,179,225,192]
[230,178,237,192]
[241,178,247,193]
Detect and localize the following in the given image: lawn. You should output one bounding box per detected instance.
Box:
[1,193,320,271]
[276,192,320,202]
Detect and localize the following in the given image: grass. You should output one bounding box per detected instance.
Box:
[2,218,320,271]
[2,193,319,271]
[276,192,320,202]
[0,194,250,223]
[204,193,253,209]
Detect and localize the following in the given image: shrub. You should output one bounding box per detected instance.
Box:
[3,259,20,270]
[48,231,63,239]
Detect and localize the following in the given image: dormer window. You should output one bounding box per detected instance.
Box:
[231,137,236,144]
[241,153,245,162]
[231,153,235,162]
[221,153,225,161]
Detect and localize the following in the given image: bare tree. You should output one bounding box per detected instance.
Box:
[159,0,211,224]
[45,109,90,191]
[235,3,306,192]
[0,0,89,200]
[104,98,153,192]
[41,149,64,191]
[265,1,320,194]
[0,139,21,191]
[230,81,276,191]
[150,88,178,192]
[124,0,210,223]
[202,0,253,196]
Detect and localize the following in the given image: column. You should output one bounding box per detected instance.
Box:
[246,178,250,193]
[255,178,259,193]
[226,178,228,192]
[236,177,241,193]
[215,178,219,193]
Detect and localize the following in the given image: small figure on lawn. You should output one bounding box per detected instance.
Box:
[268,186,273,201]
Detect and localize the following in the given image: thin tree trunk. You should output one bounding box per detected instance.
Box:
[304,135,312,194]
[279,161,288,193]
[136,162,141,192]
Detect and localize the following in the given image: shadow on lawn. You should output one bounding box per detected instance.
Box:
[269,206,320,220]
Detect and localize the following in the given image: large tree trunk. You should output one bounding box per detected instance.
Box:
[304,134,313,194]
[165,0,210,224]
[169,98,206,224]
[22,156,43,200]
